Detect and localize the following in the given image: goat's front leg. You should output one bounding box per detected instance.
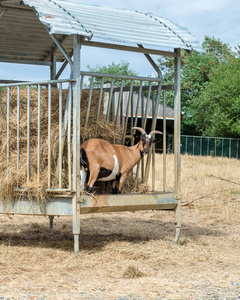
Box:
[112,180,121,194]
[117,173,129,194]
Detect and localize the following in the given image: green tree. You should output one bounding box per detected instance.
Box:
[191,58,240,138]
[87,61,138,86]
[157,36,235,135]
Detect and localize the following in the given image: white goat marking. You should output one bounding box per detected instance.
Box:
[98,154,119,182]
[80,168,87,191]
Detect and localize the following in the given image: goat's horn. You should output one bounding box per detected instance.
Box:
[132,127,146,135]
[149,130,163,136]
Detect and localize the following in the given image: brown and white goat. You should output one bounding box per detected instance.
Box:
[80,127,162,194]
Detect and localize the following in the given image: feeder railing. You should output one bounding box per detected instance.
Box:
[78,71,171,193]
[0,79,75,195]
[0,73,175,196]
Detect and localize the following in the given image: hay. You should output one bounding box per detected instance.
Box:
[0,87,148,202]
[122,265,146,278]
[0,87,61,202]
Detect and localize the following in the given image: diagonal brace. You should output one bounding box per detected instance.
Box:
[44,25,73,70]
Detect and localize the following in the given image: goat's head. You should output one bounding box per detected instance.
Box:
[132,127,163,156]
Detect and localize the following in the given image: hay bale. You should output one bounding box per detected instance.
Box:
[0,87,148,201]
[0,87,68,202]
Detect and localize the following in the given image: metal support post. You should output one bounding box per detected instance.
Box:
[163,90,167,192]
[143,82,162,183]
[50,52,56,80]
[174,48,181,243]
[72,35,82,253]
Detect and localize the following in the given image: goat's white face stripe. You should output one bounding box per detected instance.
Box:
[98,154,119,182]
[146,134,151,139]
[80,168,87,191]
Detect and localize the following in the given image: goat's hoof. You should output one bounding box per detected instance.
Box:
[86,185,93,193]
[112,187,121,194]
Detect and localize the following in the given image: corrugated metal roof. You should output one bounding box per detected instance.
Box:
[0,0,202,64]
[23,0,202,52]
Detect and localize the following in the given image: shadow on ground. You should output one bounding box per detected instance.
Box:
[0,214,224,252]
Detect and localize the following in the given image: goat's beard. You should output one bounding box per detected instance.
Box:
[142,149,149,155]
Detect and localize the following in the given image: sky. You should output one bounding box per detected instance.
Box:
[1,0,240,81]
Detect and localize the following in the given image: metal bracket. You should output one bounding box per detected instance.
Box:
[174,194,182,200]
[77,197,85,203]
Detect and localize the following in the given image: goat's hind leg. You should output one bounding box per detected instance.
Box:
[87,166,100,193]
[112,180,121,194]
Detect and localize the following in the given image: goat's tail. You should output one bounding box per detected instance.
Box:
[80,148,89,169]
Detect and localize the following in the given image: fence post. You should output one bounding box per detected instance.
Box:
[185,135,188,154]
[237,140,239,159]
[222,139,224,157]
[72,35,82,254]
[163,90,166,192]
[193,136,195,155]
[174,48,181,243]
[200,137,202,156]
[207,138,210,156]
[229,139,231,158]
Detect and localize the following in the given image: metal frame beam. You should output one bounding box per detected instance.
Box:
[138,44,163,77]
[44,35,69,62]
[43,24,73,70]
[55,50,73,79]
[82,40,177,57]
[0,193,178,216]
[0,3,32,12]
[49,33,73,69]
[0,58,52,66]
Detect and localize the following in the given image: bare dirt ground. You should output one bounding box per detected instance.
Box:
[0,155,240,300]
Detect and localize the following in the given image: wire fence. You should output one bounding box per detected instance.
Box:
[180,135,240,158]
[156,135,240,159]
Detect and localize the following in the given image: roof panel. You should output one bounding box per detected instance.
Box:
[23,0,202,51]
[0,2,71,62]
[0,0,202,64]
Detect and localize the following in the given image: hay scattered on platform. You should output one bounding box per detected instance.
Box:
[92,175,150,195]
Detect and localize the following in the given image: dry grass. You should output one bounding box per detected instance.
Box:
[0,154,240,299]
